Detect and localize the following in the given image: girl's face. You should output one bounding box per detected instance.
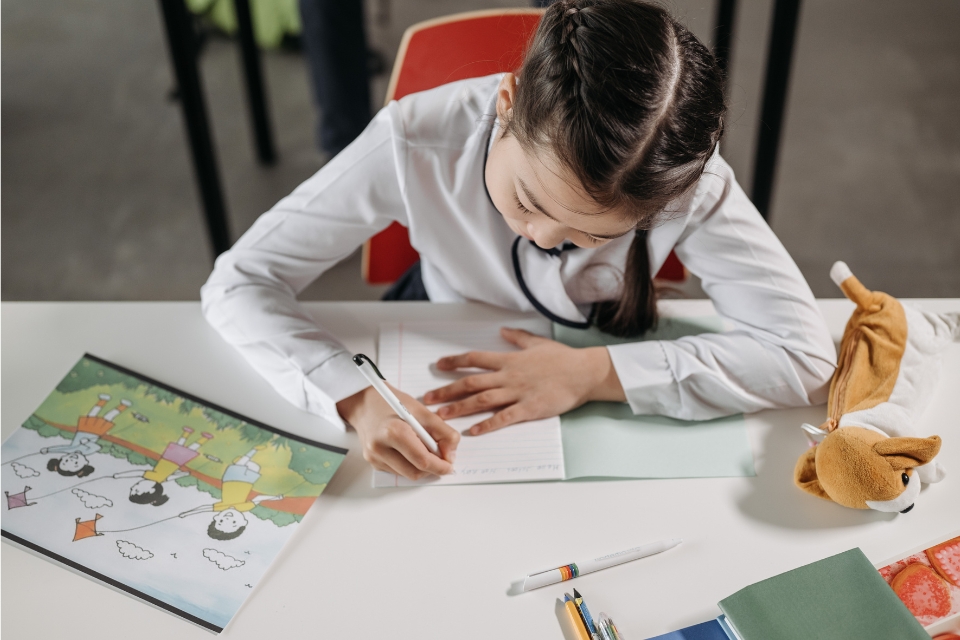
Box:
[485,74,636,250]
[213,508,246,533]
[130,479,156,496]
[59,452,88,473]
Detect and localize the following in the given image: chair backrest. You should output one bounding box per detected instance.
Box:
[362,10,544,285]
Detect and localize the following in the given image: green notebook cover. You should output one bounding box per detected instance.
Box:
[718,548,928,640]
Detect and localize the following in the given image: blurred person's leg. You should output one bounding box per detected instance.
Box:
[299,0,372,156]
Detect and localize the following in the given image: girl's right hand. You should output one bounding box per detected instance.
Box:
[336,385,460,480]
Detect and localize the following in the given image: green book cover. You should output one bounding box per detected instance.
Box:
[718,548,928,640]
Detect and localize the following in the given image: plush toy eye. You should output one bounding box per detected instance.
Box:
[901,472,910,486]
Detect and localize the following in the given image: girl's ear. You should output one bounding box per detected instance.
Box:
[496,73,518,122]
[47,458,60,472]
[77,465,94,478]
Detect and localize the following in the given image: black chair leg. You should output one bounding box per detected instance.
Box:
[235,0,277,165]
[714,0,737,81]
[752,0,802,220]
[158,0,232,259]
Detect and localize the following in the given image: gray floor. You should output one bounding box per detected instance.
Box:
[3,0,959,302]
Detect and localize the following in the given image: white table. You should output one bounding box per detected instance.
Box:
[2,300,959,639]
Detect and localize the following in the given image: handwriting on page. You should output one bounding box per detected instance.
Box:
[372,321,565,487]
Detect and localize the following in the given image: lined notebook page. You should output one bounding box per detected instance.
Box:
[372,320,565,487]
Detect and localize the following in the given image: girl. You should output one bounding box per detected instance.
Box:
[114,426,214,507]
[201,0,836,481]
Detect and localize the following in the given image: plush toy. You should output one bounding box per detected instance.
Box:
[794,261,960,513]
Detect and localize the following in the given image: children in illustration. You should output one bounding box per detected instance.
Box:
[178,446,282,541]
[43,395,132,477]
[113,426,214,506]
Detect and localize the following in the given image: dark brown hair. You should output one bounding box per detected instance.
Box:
[507,0,725,336]
[47,457,94,477]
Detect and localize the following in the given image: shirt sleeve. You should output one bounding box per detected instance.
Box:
[200,105,408,430]
[606,156,837,420]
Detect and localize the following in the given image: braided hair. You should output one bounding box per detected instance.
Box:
[506,0,725,337]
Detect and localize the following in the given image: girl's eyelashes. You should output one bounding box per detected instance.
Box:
[513,191,609,244]
[513,192,534,216]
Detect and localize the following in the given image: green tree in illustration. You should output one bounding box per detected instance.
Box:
[229,421,274,446]
[56,358,143,394]
[23,414,64,438]
[252,505,301,527]
[287,442,341,485]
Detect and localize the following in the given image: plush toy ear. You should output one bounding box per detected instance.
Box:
[794,447,831,500]
[873,436,941,469]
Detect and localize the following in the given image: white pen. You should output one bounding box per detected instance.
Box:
[522,538,683,591]
[352,354,439,454]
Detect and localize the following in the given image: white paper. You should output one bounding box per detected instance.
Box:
[372,320,565,487]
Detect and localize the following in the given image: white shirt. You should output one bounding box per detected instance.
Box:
[201,74,837,430]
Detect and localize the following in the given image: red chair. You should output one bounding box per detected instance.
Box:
[362,9,687,285]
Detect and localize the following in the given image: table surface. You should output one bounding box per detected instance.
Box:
[3,299,959,639]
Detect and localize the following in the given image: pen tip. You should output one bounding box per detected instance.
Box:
[573,588,582,598]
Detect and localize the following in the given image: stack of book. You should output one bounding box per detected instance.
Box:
[646,537,960,640]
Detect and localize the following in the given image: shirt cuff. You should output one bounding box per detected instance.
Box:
[606,340,680,415]
[304,352,371,430]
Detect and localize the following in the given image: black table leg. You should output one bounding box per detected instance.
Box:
[752,0,802,220]
[235,0,277,165]
[158,0,232,258]
[714,0,737,81]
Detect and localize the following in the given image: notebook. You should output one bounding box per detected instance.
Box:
[372,317,755,487]
[373,319,565,487]
[647,617,735,640]
[2,354,347,633]
[717,548,929,640]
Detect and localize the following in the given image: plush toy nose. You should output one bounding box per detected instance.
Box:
[900,504,915,513]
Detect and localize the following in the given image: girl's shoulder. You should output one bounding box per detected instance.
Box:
[391,74,501,149]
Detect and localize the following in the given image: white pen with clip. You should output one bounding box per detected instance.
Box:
[352,353,439,454]
[522,538,683,591]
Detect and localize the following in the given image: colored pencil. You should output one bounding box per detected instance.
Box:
[563,594,592,640]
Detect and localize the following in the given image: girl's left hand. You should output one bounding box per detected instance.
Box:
[422,327,626,435]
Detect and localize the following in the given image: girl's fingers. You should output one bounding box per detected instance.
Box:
[437,388,516,420]
[389,421,454,477]
[469,405,528,435]
[500,327,549,349]
[416,409,461,464]
[376,447,428,481]
[435,350,505,372]
[423,371,502,404]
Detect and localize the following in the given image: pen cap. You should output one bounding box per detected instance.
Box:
[353,354,385,379]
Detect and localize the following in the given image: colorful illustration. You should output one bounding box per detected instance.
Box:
[42,394,131,477]
[879,536,960,629]
[1,355,347,633]
[114,426,214,507]
[177,446,282,540]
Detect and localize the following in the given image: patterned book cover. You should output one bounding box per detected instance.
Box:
[878,534,960,636]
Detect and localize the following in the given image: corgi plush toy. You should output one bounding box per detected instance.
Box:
[794,262,959,513]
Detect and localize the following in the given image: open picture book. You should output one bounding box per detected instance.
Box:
[1,355,347,633]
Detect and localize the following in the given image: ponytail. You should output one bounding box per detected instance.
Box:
[593,230,657,337]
